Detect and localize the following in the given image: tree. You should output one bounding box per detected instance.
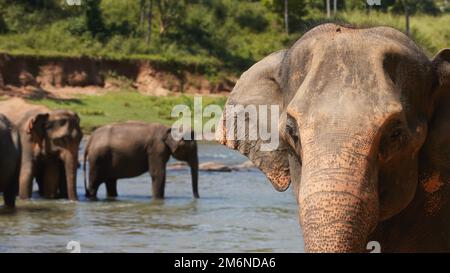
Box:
[156,0,186,35]
[389,0,441,36]
[389,0,440,15]
[333,0,337,16]
[146,0,153,45]
[138,0,154,44]
[404,0,411,36]
[0,11,7,34]
[85,0,106,40]
[139,0,146,26]
[265,0,307,33]
[326,0,331,18]
[12,0,59,10]
[323,0,339,17]
[284,0,289,34]
[438,0,449,12]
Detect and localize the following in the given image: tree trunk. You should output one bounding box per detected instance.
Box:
[146,0,153,45]
[333,0,337,16]
[157,0,166,34]
[405,7,410,36]
[139,0,145,26]
[284,0,289,34]
[326,0,331,18]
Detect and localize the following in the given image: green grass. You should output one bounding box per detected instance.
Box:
[26,91,226,134]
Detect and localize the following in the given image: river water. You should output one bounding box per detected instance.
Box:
[0,142,304,253]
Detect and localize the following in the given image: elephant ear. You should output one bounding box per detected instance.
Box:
[419,49,450,214]
[73,112,81,125]
[26,113,49,145]
[165,127,194,153]
[165,128,180,154]
[216,50,291,192]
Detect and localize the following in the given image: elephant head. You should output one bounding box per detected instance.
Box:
[217,24,450,252]
[165,128,199,198]
[27,109,83,200]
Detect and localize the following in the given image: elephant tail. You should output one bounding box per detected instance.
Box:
[83,138,90,197]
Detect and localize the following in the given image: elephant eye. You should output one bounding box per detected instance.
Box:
[59,119,67,126]
[286,116,299,142]
[379,122,410,161]
[390,128,405,142]
[53,136,69,146]
[387,120,409,144]
[285,115,302,162]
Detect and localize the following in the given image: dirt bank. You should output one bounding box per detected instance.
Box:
[0,54,235,98]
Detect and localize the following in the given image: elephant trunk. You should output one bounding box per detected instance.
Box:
[190,154,199,199]
[62,148,79,201]
[298,147,379,253]
[83,148,90,198]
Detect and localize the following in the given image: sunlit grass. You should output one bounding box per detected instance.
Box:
[336,10,450,55]
[27,91,226,134]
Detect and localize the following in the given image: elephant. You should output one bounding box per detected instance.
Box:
[83,121,199,199]
[217,23,450,252]
[0,98,83,201]
[0,114,20,207]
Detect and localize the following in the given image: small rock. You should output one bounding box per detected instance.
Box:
[199,162,232,172]
[231,160,255,171]
[167,162,188,170]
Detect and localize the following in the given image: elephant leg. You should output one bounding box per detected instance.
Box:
[35,163,44,196]
[19,161,34,200]
[105,179,118,198]
[58,163,68,198]
[42,159,61,199]
[3,179,17,208]
[149,159,166,199]
[87,166,100,198]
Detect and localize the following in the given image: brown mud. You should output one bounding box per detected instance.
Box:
[0,54,235,99]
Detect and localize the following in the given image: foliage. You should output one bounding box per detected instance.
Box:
[263,0,308,32]
[0,12,7,33]
[0,0,448,77]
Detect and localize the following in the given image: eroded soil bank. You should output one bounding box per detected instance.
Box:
[0,54,235,98]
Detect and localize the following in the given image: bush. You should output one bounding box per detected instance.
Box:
[0,0,448,78]
[234,2,269,32]
[0,13,8,34]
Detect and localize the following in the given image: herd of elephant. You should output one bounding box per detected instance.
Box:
[0,98,199,207]
[1,23,450,252]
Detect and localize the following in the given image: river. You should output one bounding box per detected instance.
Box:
[0,142,304,253]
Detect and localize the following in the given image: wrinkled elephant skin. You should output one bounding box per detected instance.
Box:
[0,98,82,201]
[84,121,199,200]
[218,24,450,252]
[0,114,20,207]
